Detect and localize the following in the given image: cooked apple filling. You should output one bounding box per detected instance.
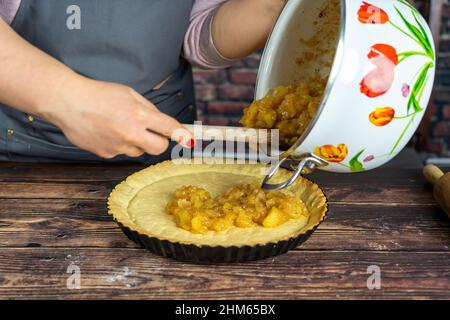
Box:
[165,184,309,234]
[240,82,325,147]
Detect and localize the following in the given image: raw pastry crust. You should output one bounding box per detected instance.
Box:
[108,160,327,247]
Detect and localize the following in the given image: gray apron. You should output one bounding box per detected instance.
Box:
[0,0,196,163]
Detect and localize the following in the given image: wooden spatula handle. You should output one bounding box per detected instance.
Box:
[183,124,269,144]
[423,164,444,185]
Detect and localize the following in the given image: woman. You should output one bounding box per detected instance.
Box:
[0,0,285,163]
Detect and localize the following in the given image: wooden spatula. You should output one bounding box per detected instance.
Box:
[183,124,269,144]
[423,164,450,219]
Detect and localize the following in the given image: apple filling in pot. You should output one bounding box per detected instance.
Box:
[240,81,326,147]
[165,184,310,234]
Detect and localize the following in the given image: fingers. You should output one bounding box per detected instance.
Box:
[127,108,194,156]
[118,89,194,156]
[91,146,144,159]
[144,109,193,147]
[99,137,166,158]
[124,146,145,158]
[131,90,193,148]
[137,130,170,155]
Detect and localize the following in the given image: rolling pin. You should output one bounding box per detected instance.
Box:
[423,165,450,219]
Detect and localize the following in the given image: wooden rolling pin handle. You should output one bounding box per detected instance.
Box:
[423,164,450,220]
[423,164,444,185]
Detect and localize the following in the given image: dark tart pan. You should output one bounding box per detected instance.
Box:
[107,161,328,263]
[114,211,326,263]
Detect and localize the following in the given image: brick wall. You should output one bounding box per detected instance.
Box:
[427,0,450,156]
[193,0,450,156]
[193,52,260,127]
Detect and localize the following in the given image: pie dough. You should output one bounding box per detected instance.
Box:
[108,160,327,247]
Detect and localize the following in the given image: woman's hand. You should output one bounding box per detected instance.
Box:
[0,18,192,159]
[45,77,193,159]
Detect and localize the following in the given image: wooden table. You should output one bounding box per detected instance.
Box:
[0,150,449,300]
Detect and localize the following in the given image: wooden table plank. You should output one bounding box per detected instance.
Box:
[0,162,429,184]
[0,248,448,299]
[0,163,143,182]
[0,200,448,252]
[0,181,437,205]
[0,182,115,200]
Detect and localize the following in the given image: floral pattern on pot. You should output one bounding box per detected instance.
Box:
[360,43,397,98]
[314,144,348,163]
[361,0,435,157]
[358,1,389,24]
[314,0,436,172]
[314,144,366,172]
[369,107,395,126]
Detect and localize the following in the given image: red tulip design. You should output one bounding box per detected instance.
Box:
[356,0,436,158]
[358,2,389,24]
[360,44,398,98]
[367,44,399,65]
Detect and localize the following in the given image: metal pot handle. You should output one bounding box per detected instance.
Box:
[261,154,327,190]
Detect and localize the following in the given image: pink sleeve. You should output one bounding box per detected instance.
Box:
[0,0,21,24]
[184,0,238,70]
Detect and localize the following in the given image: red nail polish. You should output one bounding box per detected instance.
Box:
[187,139,196,148]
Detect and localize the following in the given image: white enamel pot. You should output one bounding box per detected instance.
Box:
[257,0,436,189]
